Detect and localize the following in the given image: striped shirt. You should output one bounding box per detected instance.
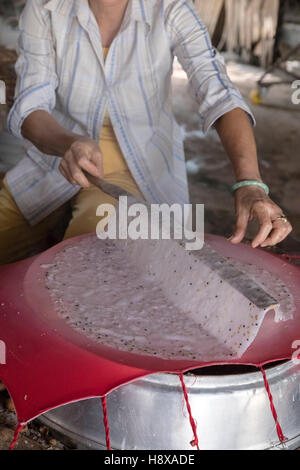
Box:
[6,0,255,225]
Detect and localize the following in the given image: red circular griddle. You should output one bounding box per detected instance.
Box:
[0,234,299,444]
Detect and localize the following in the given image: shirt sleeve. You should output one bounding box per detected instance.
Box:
[164,0,256,134]
[7,0,58,139]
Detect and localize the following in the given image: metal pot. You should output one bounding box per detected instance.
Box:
[41,360,300,450]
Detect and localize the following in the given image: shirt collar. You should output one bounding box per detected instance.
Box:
[44,0,96,30]
[44,0,73,16]
[44,0,152,26]
[131,0,151,26]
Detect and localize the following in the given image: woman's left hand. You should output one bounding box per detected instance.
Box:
[229,186,293,248]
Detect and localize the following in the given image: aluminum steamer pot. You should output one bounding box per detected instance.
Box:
[40,360,300,450]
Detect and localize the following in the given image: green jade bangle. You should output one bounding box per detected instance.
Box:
[231,180,270,195]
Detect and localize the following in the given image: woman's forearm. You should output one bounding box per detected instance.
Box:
[214,108,262,182]
[21,110,81,157]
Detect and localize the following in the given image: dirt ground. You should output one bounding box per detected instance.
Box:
[0,59,299,450]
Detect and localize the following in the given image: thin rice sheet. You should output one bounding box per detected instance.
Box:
[43,236,295,361]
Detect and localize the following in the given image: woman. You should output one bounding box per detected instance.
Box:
[0,0,292,264]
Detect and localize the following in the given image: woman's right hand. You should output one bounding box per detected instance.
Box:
[59,136,103,188]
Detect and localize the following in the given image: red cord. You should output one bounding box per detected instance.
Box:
[280,254,300,260]
[101,396,111,450]
[259,366,286,443]
[9,423,25,450]
[178,374,200,450]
